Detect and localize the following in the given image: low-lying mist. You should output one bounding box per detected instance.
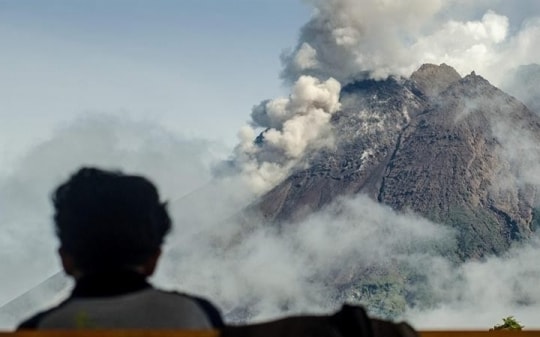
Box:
[2,113,540,330]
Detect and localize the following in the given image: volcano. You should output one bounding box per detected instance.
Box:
[255,63,540,261]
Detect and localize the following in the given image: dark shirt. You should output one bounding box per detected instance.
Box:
[18,270,224,329]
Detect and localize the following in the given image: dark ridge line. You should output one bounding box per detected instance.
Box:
[376,121,412,203]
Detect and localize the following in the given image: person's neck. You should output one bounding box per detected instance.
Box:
[71,269,151,298]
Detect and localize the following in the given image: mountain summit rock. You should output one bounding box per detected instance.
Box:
[256,63,539,260]
[410,63,461,97]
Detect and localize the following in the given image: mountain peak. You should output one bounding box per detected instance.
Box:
[410,63,462,97]
[256,65,539,259]
[249,63,540,320]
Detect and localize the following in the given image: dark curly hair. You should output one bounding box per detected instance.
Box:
[52,167,171,272]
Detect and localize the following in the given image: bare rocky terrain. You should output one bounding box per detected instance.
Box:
[256,63,540,260]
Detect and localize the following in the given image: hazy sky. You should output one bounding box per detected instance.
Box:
[2,0,539,172]
[0,1,311,319]
[0,0,310,171]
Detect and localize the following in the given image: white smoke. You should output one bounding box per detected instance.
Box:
[282,0,540,86]
[282,0,447,82]
[159,193,540,329]
[157,194,458,322]
[405,239,540,329]
[493,121,540,191]
[232,75,341,193]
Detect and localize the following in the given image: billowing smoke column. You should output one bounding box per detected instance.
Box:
[282,0,540,85]
[233,76,341,193]
[282,0,449,82]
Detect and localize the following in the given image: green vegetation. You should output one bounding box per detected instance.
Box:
[344,264,438,319]
[348,280,407,318]
[491,316,524,331]
[442,205,508,259]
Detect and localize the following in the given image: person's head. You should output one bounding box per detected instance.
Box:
[52,167,171,277]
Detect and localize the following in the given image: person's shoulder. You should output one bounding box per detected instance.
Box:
[17,299,71,330]
[155,289,225,328]
[17,311,46,330]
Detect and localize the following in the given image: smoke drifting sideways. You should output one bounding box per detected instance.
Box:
[157,194,540,329]
[404,239,540,329]
[282,0,540,86]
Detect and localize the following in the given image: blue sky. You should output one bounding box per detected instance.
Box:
[0,0,311,169]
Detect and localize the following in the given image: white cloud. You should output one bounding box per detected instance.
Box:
[406,239,540,329]
[281,0,540,86]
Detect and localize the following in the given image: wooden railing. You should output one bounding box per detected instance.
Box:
[421,332,540,337]
[1,331,540,337]
[0,332,218,337]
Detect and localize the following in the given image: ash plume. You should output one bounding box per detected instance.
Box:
[231,76,341,193]
[282,0,540,86]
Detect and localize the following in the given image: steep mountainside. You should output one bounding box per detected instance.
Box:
[256,63,539,260]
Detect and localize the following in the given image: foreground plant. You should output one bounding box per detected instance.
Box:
[491,316,524,331]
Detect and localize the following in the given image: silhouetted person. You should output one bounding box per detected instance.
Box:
[18,167,223,329]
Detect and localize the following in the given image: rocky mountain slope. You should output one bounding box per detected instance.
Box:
[256,63,540,260]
